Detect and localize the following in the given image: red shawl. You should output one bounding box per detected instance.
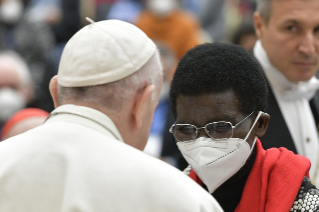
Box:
[189,139,311,212]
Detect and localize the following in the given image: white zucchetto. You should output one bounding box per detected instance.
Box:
[58,18,156,87]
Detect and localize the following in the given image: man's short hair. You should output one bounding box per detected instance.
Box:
[170,42,268,118]
[256,0,272,24]
[58,51,162,112]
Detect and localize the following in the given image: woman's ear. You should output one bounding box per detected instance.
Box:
[49,75,59,108]
[255,112,270,137]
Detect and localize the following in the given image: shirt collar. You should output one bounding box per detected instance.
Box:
[46,104,124,142]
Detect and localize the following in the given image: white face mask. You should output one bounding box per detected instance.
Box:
[147,0,177,17]
[0,88,25,123]
[177,111,263,193]
[0,0,23,25]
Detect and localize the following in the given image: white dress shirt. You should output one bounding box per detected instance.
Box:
[254,41,319,185]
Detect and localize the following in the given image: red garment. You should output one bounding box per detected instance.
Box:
[1,108,49,139]
[189,139,310,212]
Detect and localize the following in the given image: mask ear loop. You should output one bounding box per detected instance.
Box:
[244,111,264,150]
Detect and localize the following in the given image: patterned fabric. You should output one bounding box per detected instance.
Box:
[290,177,319,212]
[185,167,319,212]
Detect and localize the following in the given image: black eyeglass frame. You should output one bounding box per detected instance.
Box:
[169,111,255,142]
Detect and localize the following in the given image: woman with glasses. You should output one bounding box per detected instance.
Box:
[169,42,319,212]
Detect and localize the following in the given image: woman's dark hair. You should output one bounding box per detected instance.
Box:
[170,42,268,118]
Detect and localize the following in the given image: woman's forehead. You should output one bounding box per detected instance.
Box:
[175,90,242,125]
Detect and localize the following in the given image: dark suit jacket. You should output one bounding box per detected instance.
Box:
[260,80,319,154]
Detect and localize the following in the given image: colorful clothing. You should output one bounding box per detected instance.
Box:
[186,139,319,212]
[136,10,201,59]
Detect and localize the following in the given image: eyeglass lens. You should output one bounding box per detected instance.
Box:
[206,122,233,139]
[173,125,197,141]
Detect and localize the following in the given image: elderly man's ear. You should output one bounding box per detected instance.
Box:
[255,113,270,137]
[131,84,156,129]
[49,75,59,108]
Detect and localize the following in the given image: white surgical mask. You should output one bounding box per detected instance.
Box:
[177,111,263,193]
[0,0,23,25]
[0,88,25,123]
[147,0,177,17]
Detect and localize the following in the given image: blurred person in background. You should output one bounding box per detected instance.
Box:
[95,0,117,21]
[180,0,204,17]
[198,0,225,42]
[51,0,81,49]
[1,108,49,141]
[136,0,201,59]
[0,51,34,137]
[107,0,143,24]
[26,0,61,24]
[232,20,257,53]
[0,0,55,112]
[49,0,82,69]
[199,0,256,42]
[27,0,95,71]
[253,0,319,186]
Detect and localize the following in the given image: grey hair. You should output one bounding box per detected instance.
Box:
[256,0,272,24]
[58,50,163,112]
[0,50,32,87]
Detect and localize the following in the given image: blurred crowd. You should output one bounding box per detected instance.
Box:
[0,0,258,167]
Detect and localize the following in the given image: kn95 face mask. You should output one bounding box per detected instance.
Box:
[177,111,263,193]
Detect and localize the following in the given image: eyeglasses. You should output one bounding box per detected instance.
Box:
[169,111,255,142]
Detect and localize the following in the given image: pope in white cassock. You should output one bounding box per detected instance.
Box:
[0,18,223,212]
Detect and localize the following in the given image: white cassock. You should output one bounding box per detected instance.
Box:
[0,104,223,212]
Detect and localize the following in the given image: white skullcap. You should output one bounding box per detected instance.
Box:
[57,18,156,87]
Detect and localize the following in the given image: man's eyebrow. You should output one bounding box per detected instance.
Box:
[280,19,301,26]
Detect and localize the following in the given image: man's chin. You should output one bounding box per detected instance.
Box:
[289,72,315,83]
[285,66,318,83]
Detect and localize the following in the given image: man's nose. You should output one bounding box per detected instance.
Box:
[298,32,317,55]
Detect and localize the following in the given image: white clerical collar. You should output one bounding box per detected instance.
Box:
[46,104,124,142]
[254,40,319,101]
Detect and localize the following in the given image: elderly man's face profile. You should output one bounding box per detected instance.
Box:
[174,89,257,148]
[255,0,319,83]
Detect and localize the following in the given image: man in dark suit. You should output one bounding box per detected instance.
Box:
[253,0,319,185]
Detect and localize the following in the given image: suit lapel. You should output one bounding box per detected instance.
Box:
[260,83,298,153]
[309,90,319,136]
